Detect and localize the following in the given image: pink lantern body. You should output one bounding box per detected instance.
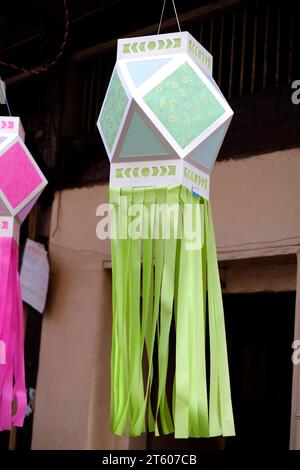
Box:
[0,116,47,430]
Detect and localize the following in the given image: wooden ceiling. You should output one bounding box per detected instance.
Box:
[0,0,212,53]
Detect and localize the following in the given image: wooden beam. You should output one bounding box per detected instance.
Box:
[5,65,49,86]
[5,0,245,85]
[103,242,300,269]
[72,0,245,62]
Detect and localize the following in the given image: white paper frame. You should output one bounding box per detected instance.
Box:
[0,116,25,140]
[110,159,210,199]
[108,52,233,163]
[97,65,132,161]
[135,54,233,159]
[117,31,213,76]
[0,216,20,243]
[98,32,234,201]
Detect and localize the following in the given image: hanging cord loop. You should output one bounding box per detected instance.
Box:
[157,0,181,34]
[0,0,69,77]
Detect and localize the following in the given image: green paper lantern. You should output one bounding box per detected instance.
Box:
[97,32,235,439]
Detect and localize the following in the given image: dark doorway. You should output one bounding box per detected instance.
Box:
[147,291,295,451]
[0,431,9,450]
[224,291,295,450]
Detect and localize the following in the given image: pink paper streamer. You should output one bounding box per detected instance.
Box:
[0,236,26,430]
[0,341,5,365]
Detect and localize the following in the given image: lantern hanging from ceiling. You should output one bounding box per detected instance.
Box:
[97,31,235,438]
[0,116,47,431]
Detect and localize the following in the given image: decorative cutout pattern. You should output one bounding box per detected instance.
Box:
[123,38,181,54]
[184,167,208,189]
[188,40,212,71]
[115,165,176,179]
[0,120,14,130]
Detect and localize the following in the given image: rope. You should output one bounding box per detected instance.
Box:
[157,0,181,34]
[0,0,69,77]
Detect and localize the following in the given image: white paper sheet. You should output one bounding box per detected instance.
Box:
[20,239,50,314]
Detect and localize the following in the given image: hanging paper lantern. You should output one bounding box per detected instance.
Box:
[0,116,47,431]
[97,32,235,438]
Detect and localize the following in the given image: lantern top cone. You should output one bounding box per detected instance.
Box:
[0,116,47,235]
[97,32,233,199]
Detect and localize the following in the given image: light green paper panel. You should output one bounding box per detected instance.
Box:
[100,70,128,151]
[144,62,225,149]
[126,58,171,87]
[120,111,171,158]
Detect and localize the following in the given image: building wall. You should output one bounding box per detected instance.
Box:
[211,148,300,260]
[32,149,300,449]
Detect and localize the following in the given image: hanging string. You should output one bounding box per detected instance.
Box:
[0,0,69,76]
[51,190,62,237]
[157,0,181,34]
[0,79,11,116]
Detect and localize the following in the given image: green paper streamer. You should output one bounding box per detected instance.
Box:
[175,187,209,438]
[109,185,235,438]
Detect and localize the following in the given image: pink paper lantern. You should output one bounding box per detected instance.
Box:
[0,116,47,431]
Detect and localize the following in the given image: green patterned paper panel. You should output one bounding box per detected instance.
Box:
[144,63,225,149]
[100,71,128,151]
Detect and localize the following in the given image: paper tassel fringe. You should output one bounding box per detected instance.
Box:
[110,185,235,438]
[0,237,26,430]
